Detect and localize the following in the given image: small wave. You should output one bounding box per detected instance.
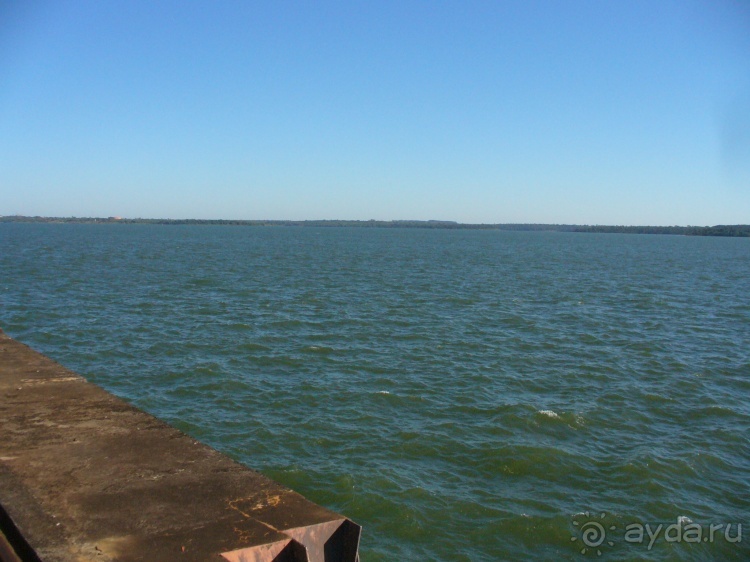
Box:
[534,409,585,428]
[268,319,305,329]
[238,342,270,352]
[186,277,217,287]
[301,345,334,354]
[377,390,391,395]
[226,322,252,331]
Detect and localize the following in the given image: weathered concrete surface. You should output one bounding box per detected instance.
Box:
[0,330,360,562]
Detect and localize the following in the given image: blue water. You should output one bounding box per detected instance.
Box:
[1,223,749,560]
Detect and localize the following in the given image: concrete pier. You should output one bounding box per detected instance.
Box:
[0,329,360,562]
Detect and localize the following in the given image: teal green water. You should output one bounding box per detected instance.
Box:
[1,223,749,561]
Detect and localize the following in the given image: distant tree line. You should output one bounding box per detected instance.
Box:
[1,215,749,237]
[568,224,750,237]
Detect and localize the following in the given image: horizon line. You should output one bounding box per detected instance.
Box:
[1,215,749,230]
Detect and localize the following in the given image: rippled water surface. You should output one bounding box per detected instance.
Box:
[1,223,749,560]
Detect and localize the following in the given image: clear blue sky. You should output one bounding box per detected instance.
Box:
[1,0,748,224]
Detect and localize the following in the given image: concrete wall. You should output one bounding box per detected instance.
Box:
[0,329,360,562]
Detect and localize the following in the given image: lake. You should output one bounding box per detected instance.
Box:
[1,223,748,560]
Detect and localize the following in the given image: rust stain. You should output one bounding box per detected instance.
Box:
[228,492,283,518]
[232,526,255,544]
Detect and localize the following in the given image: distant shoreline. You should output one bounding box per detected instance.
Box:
[1,216,749,237]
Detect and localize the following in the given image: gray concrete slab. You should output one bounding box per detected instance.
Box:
[0,329,360,562]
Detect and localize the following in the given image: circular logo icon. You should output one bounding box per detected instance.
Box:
[571,512,616,555]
